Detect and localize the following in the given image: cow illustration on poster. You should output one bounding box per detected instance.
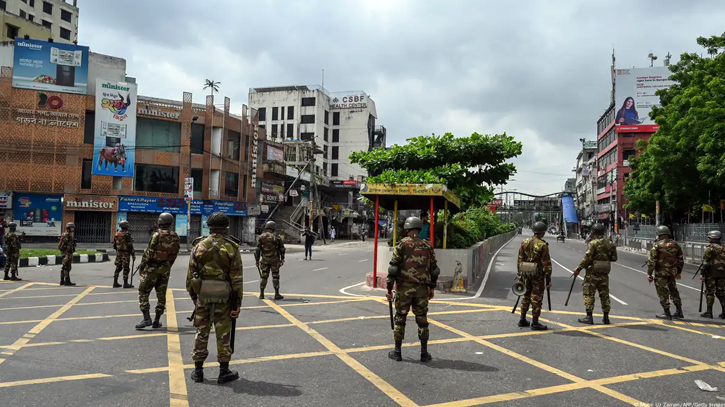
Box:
[93,81,137,177]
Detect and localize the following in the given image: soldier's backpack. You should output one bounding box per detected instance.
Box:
[519,238,540,278]
[114,231,128,251]
[154,230,180,264]
[196,236,238,304]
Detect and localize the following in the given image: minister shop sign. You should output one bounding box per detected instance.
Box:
[92,80,138,177]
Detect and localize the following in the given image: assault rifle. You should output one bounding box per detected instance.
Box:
[388,290,396,330]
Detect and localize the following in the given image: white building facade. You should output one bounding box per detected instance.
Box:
[574,140,598,229]
[3,0,79,43]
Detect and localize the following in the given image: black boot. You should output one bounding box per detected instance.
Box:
[152,311,163,328]
[10,272,22,281]
[259,289,265,300]
[674,305,684,319]
[3,271,9,280]
[113,276,122,288]
[135,310,152,329]
[656,308,672,320]
[123,277,133,289]
[388,340,402,361]
[60,272,64,286]
[420,340,432,363]
[518,311,530,327]
[578,311,594,325]
[217,362,239,384]
[191,362,203,383]
[274,288,284,300]
[531,317,548,331]
[701,306,713,318]
[64,275,76,286]
[602,312,611,325]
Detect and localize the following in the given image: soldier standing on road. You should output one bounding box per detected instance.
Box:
[573,223,618,325]
[699,230,725,319]
[516,221,552,331]
[647,226,684,320]
[113,220,135,289]
[58,223,77,286]
[3,222,21,281]
[187,212,243,384]
[386,217,440,362]
[255,221,285,300]
[135,213,180,329]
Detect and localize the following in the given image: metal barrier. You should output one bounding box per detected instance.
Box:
[469,230,517,284]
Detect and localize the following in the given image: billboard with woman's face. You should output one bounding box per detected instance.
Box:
[614,66,676,133]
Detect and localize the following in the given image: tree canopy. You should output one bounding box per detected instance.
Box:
[349,132,522,209]
[625,33,725,220]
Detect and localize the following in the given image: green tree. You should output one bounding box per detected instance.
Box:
[625,33,725,221]
[203,79,221,97]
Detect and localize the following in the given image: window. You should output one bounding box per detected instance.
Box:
[333,112,340,125]
[81,159,92,189]
[225,172,239,198]
[134,164,179,193]
[191,169,203,193]
[332,129,340,142]
[301,132,314,141]
[324,127,328,142]
[21,0,25,4]
[242,175,248,199]
[301,97,316,107]
[287,106,294,120]
[6,24,19,39]
[41,19,51,29]
[272,107,278,121]
[136,118,182,152]
[83,112,95,144]
[61,9,72,22]
[28,14,33,22]
[20,10,26,18]
[323,166,327,176]
[301,114,315,124]
[59,27,71,40]
[331,164,339,177]
[42,1,52,14]
[190,123,204,154]
[324,111,329,124]
[257,107,266,121]
[280,106,285,121]
[323,146,328,159]
[332,146,339,160]
[29,0,34,6]
[623,149,636,162]
[227,130,241,161]
[286,123,293,139]
[271,124,278,139]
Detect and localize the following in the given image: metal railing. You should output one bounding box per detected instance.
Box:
[628,223,725,243]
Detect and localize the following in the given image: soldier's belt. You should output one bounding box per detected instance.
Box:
[198,279,232,304]
[519,262,539,277]
[592,261,611,274]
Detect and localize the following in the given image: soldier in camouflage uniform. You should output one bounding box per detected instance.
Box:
[517,221,552,331]
[573,223,617,325]
[699,230,725,319]
[255,221,285,300]
[386,217,440,362]
[647,226,684,320]
[58,223,77,286]
[136,213,180,329]
[3,222,21,281]
[187,212,243,384]
[113,220,135,289]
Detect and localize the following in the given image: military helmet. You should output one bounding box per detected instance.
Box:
[119,220,129,229]
[206,211,230,228]
[532,221,547,233]
[403,217,423,231]
[8,222,17,229]
[592,223,606,234]
[66,222,75,229]
[264,221,276,230]
[656,225,671,237]
[708,230,722,240]
[158,212,174,227]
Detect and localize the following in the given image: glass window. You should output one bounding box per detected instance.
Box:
[225,172,239,198]
[61,9,72,22]
[272,107,278,121]
[286,123,293,139]
[324,111,329,124]
[333,112,340,125]
[42,1,52,14]
[136,118,181,152]
[257,107,266,121]
[332,129,339,142]
[83,112,94,144]
[301,97,316,107]
[81,159,92,189]
[60,27,71,40]
[324,127,328,141]
[287,106,294,120]
[227,130,240,160]
[134,164,179,193]
[191,123,204,154]
[301,115,315,124]
[191,169,203,192]
[331,164,338,177]
[332,146,339,160]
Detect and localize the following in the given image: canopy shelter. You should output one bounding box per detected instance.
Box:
[359,183,461,288]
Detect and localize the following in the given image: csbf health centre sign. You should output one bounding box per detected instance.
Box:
[92,80,138,177]
[12,38,89,95]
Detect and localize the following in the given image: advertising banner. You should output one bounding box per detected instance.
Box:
[92,80,138,177]
[175,214,188,236]
[12,38,89,94]
[13,193,63,236]
[116,212,127,230]
[201,215,210,236]
[562,195,578,223]
[267,146,284,162]
[118,197,247,216]
[0,191,13,209]
[614,66,676,133]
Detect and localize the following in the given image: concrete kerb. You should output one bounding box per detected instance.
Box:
[16,253,110,269]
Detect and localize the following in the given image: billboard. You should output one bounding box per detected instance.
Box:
[267,146,284,162]
[12,38,89,95]
[562,195,578,223]
[92,80,138,177]
[614,66,676,133]
[13,193,63,236]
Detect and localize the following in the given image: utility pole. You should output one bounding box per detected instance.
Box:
[309,137,316,231]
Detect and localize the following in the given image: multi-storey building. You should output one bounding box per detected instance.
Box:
[1,0,78,43]
[573,140,597,230]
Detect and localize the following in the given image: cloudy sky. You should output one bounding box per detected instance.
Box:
[79,0,725,196]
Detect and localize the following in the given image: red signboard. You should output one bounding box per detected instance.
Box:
[615,124,659,133]
[490,199,503,207]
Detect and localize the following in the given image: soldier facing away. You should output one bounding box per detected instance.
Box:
[255,221,285,300]
[136,213,180,329]
[647,226,684,320]
[386,216,440,362]
[700,230,725,319]
[573,223,618,325]
[516,221,552,331]
[113,220,135,289]
[3,222,21,281]
[187,212,243,384]
[58,223,77,286]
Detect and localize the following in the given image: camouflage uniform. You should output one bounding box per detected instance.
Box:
[113,228,135,288]
[517,233,552,330]
[136,222,180,329]
[58,227,77,286]
[647,235,684,319]
[701,240,725,318]
[575,232,617,324]
[3,227,21,281]
[255,227,285,300]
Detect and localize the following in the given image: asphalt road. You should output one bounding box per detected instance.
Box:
[2,235,725,407]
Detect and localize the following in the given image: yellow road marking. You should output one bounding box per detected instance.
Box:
[0,373,112,388]
[282,298,375,307]
[658,320,725,339]
[0,282,33,299]
[265,298,420,407]
[164,290,189,407]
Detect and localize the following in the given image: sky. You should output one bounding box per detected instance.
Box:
[78,0,725,196]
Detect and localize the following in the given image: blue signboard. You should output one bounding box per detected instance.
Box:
[12,38,89,95]
[13,193,63,236]
[561,195,578,223]
[118,197,247,216]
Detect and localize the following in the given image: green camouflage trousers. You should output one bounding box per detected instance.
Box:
[583,273,611,313]
[191,302,234,363]
[260,261,280,291]
[704,276,725,307]
[393,283,430,342]
[138,270,169,314]
[61,255,73,280]
[654,274,682,309]
[520,275,545,318]
[114,253,132,279]
[4,254,18,275]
